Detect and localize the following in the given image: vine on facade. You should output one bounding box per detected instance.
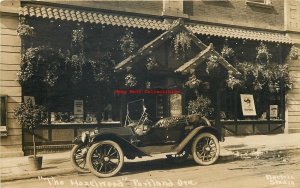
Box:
[289,45,298,60]
[17,18,34,38]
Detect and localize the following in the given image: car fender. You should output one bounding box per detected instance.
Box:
[91,133,149,157]
[174,126,221,154]
[72,135,83,145]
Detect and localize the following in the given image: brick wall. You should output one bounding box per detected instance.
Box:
[0,1,24,157]
[49,1,286,31]
[186,0,284,31]
[47,1,163,17]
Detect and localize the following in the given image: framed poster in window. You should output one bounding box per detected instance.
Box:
[240,94,257,116]
[170,94,182,117]
[270,105,278,119]
[74,100,84,117]
[156,95,164,118]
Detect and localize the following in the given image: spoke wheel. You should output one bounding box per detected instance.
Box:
[87,141,124,178]
[166,150,189,163]
[192,133,220,165]
[71,144,89,173]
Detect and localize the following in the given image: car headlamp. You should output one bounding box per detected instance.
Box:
[90,131,95,136]
[81,131,89,143]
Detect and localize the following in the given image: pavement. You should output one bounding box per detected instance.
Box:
[1,133,300,182]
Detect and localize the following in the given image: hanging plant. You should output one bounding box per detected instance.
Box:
[221,45,235,59]
[125,74,137,87]
[145,56,158,70]
[119,31,138,57]
[256,42,271,63]
[187,95,214,118]
[90,54,114,83]
[185,73,201,89]
[72,27,84,46]
[65,53,85,84]
[172,32,191,60]
[206,55,219,74]
[289,45,298,60]
[17,18,34,38]
[226,71,243,90]
[233,61,292,93]
[18,46,65,87]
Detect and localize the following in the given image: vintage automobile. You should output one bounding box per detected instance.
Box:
[71,99,222,177]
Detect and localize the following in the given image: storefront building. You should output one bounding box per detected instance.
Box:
[1,0,300,157]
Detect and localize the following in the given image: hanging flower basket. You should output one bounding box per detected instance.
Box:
[256,42,271,63]
[18,46,65,87]
[146,56,158,70]
[221,45,234,59]
[206,55,219,74]
[172,32,191,60]
[226,73,243,90]
[72,27,84,46]
[125,74,137,87]
[90,55,114,84]
[120,31,138,57]
[185,74,201,89]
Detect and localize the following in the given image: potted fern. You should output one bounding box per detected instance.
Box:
[14,98,46,170]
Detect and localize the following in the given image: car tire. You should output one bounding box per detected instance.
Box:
[70,144,90,173]
[87,140,124,178]
[192,132,220,166]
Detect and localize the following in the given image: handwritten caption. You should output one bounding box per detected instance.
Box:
[38,176,197,187]
[265,174,295,187]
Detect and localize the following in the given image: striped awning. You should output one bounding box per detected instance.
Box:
[19,5,292,44]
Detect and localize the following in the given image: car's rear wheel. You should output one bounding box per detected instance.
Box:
[87,141,124,178]
[192,133,220,165]
[166,150,189,163]
[70,144,89,173]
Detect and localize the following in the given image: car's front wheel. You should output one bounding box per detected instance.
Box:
[70,144,89,173]
[86,141,124,178]
[192,133,220,165]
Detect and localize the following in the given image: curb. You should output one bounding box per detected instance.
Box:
[1,168,77,182]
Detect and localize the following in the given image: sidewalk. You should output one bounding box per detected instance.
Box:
[1,133,300,182]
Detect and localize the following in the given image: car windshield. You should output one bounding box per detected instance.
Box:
[127,99,145,121]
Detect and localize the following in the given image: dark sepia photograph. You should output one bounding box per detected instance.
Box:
[0,0,299,187]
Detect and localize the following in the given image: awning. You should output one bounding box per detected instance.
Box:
[19,5,170,31]
[187,24,292,44]
[19,5,292,44]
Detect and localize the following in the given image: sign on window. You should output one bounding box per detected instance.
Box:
[170,94,182,117]
[270,105,278,119]
[240,94,257,116]
[74,100,84,116]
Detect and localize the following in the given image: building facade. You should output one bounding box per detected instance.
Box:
[0,0,299,157]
